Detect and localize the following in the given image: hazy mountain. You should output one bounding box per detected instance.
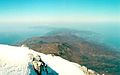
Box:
[18,29,120,75]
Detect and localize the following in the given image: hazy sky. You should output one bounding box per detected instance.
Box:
[0,0,119,24]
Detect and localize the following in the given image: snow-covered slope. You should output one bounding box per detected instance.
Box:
[0,44,85,75]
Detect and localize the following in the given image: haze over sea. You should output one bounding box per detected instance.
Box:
[0,24,120,51]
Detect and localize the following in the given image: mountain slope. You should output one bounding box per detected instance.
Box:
[18,30,120,75]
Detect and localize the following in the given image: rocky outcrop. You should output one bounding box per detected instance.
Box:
[72,63,100,75]
[81,66,99,75]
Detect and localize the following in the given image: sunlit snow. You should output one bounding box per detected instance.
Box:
[0,44,85,75]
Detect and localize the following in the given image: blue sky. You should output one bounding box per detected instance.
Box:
[0,0,119,24]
